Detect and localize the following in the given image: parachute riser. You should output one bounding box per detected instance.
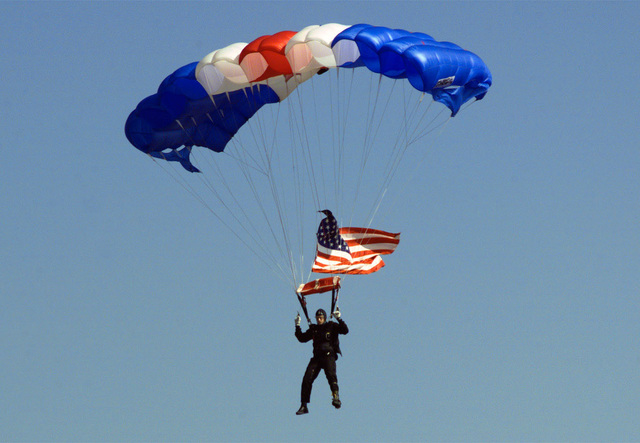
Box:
[330,287,340,319]
[297,292,311,325]
[296,286,340,325]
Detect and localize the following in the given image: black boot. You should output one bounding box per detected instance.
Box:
[296,403,309,415]
[332,391,341,409]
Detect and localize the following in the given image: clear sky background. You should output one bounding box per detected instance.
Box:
[2,1,639,442]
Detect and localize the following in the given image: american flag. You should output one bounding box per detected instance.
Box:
[311,213,400,275]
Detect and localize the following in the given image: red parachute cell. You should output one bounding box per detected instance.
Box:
[239,30,296,82]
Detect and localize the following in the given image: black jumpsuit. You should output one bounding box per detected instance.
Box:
[295,319,349,404]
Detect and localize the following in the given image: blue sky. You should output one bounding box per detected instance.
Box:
[1,1,639,441]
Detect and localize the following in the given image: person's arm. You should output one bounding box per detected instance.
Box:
[295,314,313,342]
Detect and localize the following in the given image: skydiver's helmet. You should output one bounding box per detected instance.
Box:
[315,309,327,320]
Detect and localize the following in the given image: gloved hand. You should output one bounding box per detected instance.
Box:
[295,313,301,327]
[332,308,341,320]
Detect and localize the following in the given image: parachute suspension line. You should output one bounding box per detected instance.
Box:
[172,119,289,278]
[456,97,480,116]
[356,85,400,228]
[190,149,285,273]
[352,72,379,206]
[364,76,399,164]
[310,70,343,283]
[281,92,303,285]
[183,114,278,263]
[358,73,379,174]
[244,86,273,173]
[331,68,344,218]
[286,85,314,286]
[370,101,458,226]
[251,95,297,281]
[328,68,342,216]
[205,92,270,177]
[185,97,298,288]
[406,98,449,146]
[362,81,444,228]
[234,100,301,289]
[206,102,267,176]
[222,85,274,175]
[229,88,302,290]
[348,73,395,228]
[403,114,453,185]
[306,74,326,211]
[363,187,388,231]
[209,141,268,176]
[363,81,414,226]
[148,151,288,283]
[287,83,321,285]
[333,68,363,228]
[331,68,342,216]
[334,68,356,222]
[290,76,322,211]
[367,84,434,225]
[202,96,298,283]
[321,71,335,212]
[389,99,479,190]
[267,135,302,289]
[151,147,209,210]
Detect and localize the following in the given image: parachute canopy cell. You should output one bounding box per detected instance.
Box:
[125,23,492,172]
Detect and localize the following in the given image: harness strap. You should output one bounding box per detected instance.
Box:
[297,293,311,325]
[330,287,340,318]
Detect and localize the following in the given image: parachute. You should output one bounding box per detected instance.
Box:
[125,23,491,172]
[124,23,492,297]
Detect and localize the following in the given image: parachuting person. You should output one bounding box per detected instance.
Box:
[294,308,348,415]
